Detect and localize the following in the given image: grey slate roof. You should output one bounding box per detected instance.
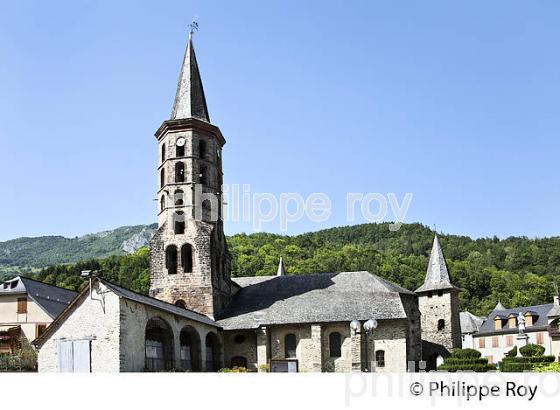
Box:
[102,280,218,327]
[0,276,77,319]
[217,271,415,330]
[460,311,484,334]
[477,303,554,336]
[171,32,210,122]
[415,235,458,293]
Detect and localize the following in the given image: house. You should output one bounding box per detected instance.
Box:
[0,276,76,354]
[459,311,484,349]
[473,299,560,364]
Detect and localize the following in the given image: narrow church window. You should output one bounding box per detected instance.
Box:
[181,244,193,273]
[234,334,246,344]
[284,334,296,358]
[198,139,206,159]
[174,212,185,235]
[329,332,342,358]
[174,189,184,206]
[160,168,165,188]
[161,143,166,163]
[375,350,385,368]
[165,246,178,275]
[199,165,206,185]
[176,143,185,157]
[175,162,185,183]
[160,196,165,212]
[437,319,445,331]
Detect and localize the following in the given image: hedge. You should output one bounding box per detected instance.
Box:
[438,363,497,372]
[450,349,481,359]
[500,356,555,372]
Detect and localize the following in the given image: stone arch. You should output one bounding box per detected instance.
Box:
[205,332,222,371]
[174,189,184,206]
[180,326,202,372]
[145,317,175,371]
[174,300,187,309]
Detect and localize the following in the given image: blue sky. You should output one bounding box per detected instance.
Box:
[1,1,559,241]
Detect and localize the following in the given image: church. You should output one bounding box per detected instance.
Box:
[33,31,461,373]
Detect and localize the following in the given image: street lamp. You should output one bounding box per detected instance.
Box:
[350,319,378,372]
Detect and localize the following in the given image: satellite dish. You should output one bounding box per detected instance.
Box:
[176,137,186,147]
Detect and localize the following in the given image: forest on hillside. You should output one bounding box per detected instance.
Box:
[30,223,560,316]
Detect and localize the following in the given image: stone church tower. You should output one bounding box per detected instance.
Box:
[416,235,461,351]
[149,32,232,318]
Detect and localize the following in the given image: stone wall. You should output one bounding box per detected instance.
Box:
[119,296,220,372]
[222,330,258,371]
[418,290,461,351]
[37,282,121,372]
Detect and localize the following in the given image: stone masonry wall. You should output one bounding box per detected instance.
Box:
[419,290,461,351]
[222,330,258,371]
[119,296,221,372]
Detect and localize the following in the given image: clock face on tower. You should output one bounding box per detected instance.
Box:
[176,137,186,147]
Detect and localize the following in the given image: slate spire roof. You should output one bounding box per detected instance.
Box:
[277,257,286,276]
[415,235,457,293]
[494,301,506,311]
[171,31,210,122]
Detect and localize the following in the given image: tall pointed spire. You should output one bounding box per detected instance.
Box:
[277,257,286,276]
[415,235,457,293]
[171,31,210,122]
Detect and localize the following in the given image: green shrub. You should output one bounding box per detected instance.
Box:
[505,346,517,357]
[450,348,482,359]
[500,355,554,372]
[535,362,560,372]
[519,344,545,357]
[438,349,494,372]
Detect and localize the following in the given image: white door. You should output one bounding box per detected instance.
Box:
[72,340,91,373]
[58,340,91,373]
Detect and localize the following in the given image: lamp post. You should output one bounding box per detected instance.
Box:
[350,318,378,372]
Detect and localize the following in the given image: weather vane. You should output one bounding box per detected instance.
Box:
[188,18,199,35]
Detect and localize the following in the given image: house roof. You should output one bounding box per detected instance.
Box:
[415,235,458,293]
[460,311,484,334]
[477,303,554,336]
[0,276,77,319]
[217,271,415,330]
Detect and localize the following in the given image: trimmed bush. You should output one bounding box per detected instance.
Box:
[520,344,545,357]
[438,349,495,372]
[504,346,517,357]
[500,355,554,372]
[450,348,482,359]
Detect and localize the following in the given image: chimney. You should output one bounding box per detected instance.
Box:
[554,295,559,306]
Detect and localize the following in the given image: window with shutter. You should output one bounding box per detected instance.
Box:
[17,297,27,314]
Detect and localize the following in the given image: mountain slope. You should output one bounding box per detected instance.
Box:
[0,224,157,278]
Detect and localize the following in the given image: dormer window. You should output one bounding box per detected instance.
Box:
[494,316,506,330]
[507,314,517,328]
[524,312,537,327]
